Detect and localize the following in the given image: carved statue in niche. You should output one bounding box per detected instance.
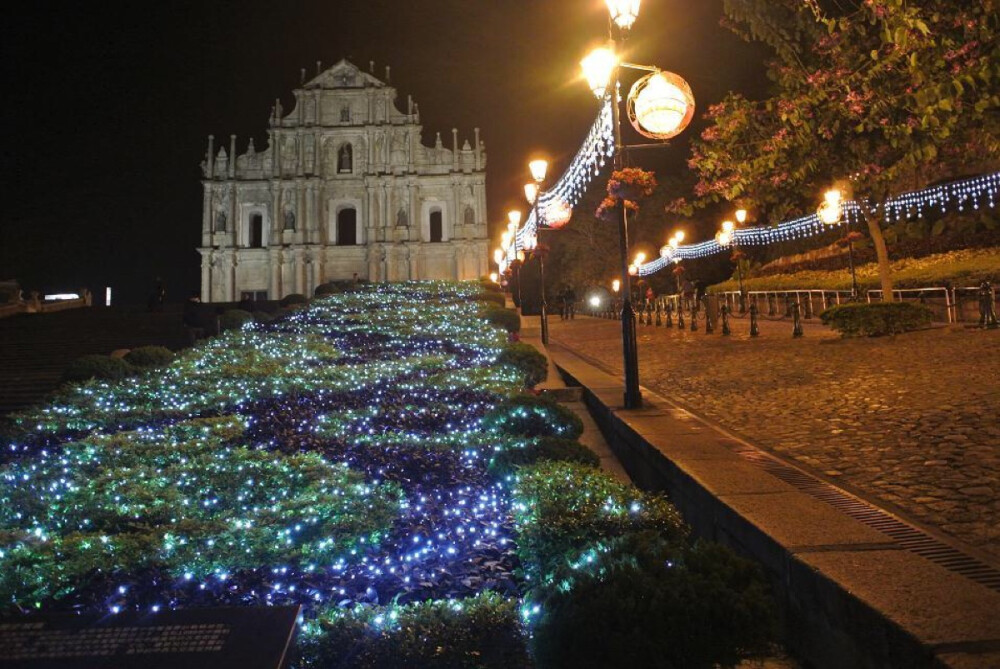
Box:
[303,137,314,172]
[215,210,227,233]
[390,130,407,165]
[284,210,296,231]
[374,133,385,167]
[396,208,408,228]
[282,137,297,171]
[375,98,384,123]
[464,206,475,226]
[338,144,353,173]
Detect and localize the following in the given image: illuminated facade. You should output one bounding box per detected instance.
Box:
[198,59,489,302]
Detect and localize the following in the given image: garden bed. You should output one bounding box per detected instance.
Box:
[711,246,1000,293]
[1,282,775,668]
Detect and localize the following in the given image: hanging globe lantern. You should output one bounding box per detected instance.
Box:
[628,71,695,140]
[544,198,573,229]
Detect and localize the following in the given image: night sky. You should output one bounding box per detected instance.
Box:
[2,0,767,305]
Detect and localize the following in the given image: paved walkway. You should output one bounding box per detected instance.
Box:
[549,315,1000,565]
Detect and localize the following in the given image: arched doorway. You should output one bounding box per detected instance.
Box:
[337,208,357,245]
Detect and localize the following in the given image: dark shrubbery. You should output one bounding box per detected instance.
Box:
[219,309,253,331]
[63,355,132,382]
[280,293,309,307]
[483,394,583,440]
[478,277,504,293]
[123,346,175,369]
[497,342,548,388]
[297,593,531,669]
[820,302,933,336]
[530,531,778,669]
[480,306,521,333]
[488,436,599,480]
[476,291,507,308]
[315,280,365,297]
[253,311,275,325]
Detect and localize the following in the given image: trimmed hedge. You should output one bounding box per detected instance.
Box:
[62,355,132,382]
[123,346,175,369]
[511,461,687,583]
[497,342,548,388]
[483,394,583,440]
[530,532,777,669]
[279,293,309,307]
[297,593,530,669]
[476,291,507,308]
[820,301,933,336]
[488,436,600,479]
[480,306,521,333]
[219,309,253,331]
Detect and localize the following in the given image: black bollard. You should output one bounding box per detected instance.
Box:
[792,301,804,337]
[721,304,731,336]
[980,280,999,329]
[677,304,685,329]
[665,303,673,328]
[655,304,662,326]
[704,298,714,334]
[690,303,698,332]
[645,304,653,326]
[750,300,760,337]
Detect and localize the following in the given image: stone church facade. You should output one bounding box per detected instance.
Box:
[197,59,489,302]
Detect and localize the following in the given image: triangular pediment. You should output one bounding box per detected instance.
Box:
[305,59,386,90]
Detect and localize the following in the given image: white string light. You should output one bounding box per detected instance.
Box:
[638,171,999,276]
[506,101,615,263]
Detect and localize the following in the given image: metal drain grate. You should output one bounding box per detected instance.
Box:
[732,445,1000,592]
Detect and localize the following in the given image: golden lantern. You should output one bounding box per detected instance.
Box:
[581,47,617,99]
[524,183,539,205]
[735,209,748,224]
[612,279,621,293]
[606,0,641,29]
[627,71,695,140]
[529,159,548,183]
[818,189,842,225]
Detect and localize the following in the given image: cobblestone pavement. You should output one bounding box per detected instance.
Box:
[549,314,1000,563]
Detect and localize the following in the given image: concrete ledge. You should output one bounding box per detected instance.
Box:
[551,343,1000,669]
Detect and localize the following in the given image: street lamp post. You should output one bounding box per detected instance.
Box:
[818,189,859,300]
[525,160,549,344]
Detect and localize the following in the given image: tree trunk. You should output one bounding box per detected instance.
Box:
[863,207,894,302]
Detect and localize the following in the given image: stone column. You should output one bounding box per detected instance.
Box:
[202,183,213,246]
[229,252,238,302]
[269,248,282,299]
[200,252,212,302]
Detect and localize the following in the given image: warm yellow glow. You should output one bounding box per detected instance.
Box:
[735,209,748,224]
[544,198,573,229]
[716,230,733,246]
[589,295,601,308]
[524,183,538,205]
[628,264,638,276]
[493,249,504,264]
[824,189,842,205]
[507,210,522,227]
[516,250,526,262]
[612,279,621,293]
[818,200,841,225]
[722,220,735,234]
[630,71,695,140]
[581,47,617,99]
[660,245,672,258]
[489,272,499,283]
[524,234,538,251]
[606,0,641,29]
[675,230,685,243]
[529,159,548,183]
[634,252,646,265]
[501,231,512,249]
[669,238,679,249]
